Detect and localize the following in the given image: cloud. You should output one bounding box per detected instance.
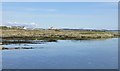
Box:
[47,8,56,12]
[25,8,57,12]
[4,22,38,28]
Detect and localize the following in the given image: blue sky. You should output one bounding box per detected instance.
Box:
[2,2,118,30]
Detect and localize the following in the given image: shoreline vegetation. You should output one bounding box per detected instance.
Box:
[0,26,120,45]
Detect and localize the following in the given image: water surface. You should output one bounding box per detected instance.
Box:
[2,38,118,69]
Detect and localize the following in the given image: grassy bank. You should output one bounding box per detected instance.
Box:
[1,29,119,40]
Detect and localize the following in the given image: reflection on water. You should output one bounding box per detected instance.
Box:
[2,39,109,50]
[2,38,118,69]
[2,39,57,45]
[2,46,46,50]
[2,40,58,50]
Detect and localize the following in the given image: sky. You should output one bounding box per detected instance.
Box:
[2,2,118,30]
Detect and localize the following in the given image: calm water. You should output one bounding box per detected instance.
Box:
[2,38,118,69]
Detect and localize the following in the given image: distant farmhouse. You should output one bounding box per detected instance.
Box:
[49,27,57,30]
[10,26,25,29]
[0,25,26,29]
[9,26,35,30]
